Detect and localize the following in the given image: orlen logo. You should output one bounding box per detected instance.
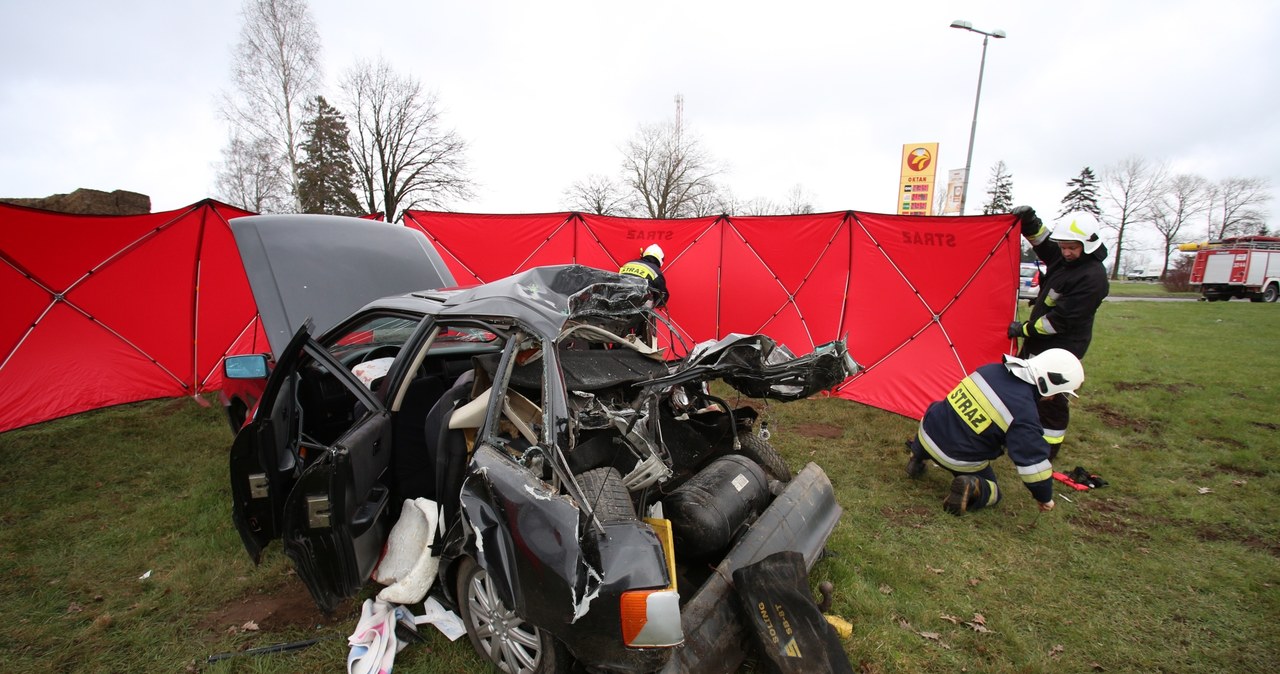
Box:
[907,147,932,172]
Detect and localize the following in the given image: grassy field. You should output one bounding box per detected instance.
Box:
[1105,280,1194,298]
[1105,279,1198,299]
[2,300,1276,673]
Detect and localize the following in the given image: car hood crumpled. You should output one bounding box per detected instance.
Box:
[649,333,860,401]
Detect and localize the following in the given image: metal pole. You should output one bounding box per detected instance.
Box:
[958,34,990,216]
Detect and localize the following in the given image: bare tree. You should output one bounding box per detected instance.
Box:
[783,184,816,215]
[1208,176,1272,239]
[341,59,473,222]
[563,174,629,215]
[220,0,322,210]
[738,197,781,216]
[685,187,733,217]
[1148,174,1211,278]
[1100,156,1167,280]
[214,133,289,213]
[620,120,721,219]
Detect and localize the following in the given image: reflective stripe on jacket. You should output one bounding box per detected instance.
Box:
[917,362,1054,502]
[619,261,657,280]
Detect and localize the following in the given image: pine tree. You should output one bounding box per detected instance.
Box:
[1059,166,1102,218]
[297,96,361,215]
[982,161,1014,214]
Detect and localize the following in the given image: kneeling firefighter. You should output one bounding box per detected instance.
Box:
[905,349,1085,515]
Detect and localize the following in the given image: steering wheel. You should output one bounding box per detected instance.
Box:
[360,344,401,363]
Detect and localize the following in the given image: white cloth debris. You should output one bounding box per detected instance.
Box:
[352,357,395,389]
[374,498,441,605]
[414,596,467,641]
[347,599,412,674]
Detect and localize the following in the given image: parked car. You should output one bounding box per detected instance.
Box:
[1018,262,1044,300]
[224,217,857,674]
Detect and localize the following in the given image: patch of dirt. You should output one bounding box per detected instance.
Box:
[198,580,351,635]
[1113,381,1198,394]
[1069,498,1149,539]
[880,505,934,527]
[1079,498,1126,515]
[1250,421,1279,431]
[1210,462,1267,478]
[1086,402,1152,432]
[1196,525,1280,558]
[1200,436,1247,450]
[794,423,843,439]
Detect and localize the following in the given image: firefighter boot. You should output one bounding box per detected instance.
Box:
[905,440,927,479]
[942,475,982,516]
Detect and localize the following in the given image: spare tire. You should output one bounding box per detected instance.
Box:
[575,467,636,522]
[734,434,791,483]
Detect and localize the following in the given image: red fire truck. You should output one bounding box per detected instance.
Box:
[1184,236,1280,302]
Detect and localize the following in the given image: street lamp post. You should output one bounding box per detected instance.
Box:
[950,20,1006,216]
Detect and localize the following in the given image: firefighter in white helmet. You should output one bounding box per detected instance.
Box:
[1007,207,1109,460]
[618,243,669,307]
[905,349,1085,515]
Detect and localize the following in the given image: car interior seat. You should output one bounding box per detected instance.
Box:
[426,370,477,523]
[391,375,447,501]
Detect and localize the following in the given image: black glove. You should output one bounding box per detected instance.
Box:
[1007,321,1027,339]
[1010,205,1042,237]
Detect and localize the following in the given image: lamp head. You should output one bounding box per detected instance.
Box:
[950,19,973,30]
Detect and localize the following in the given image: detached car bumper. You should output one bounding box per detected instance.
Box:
[661,462,842,674]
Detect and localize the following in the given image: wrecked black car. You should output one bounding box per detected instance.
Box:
[225,216,857,673]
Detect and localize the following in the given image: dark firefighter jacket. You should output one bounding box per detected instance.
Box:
[618,255,668,307]
[1023,226,1110,359]
[917,362,1054,503]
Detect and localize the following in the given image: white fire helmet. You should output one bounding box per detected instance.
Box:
[1051,212,1104,254]
[642,244,665,266]
[1003,348,1084,398]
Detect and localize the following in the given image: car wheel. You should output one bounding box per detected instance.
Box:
[735,434,791,483]
[1264,284,1279,303]
[574,467,636,522]
[225,398,248,434]
[456,557,570,674]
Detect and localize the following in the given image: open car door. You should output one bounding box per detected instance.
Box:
[230,323,395,613]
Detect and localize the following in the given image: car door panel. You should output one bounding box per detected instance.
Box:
[230,326,311,563]
[230,320,396,612]
[281,411,393,613]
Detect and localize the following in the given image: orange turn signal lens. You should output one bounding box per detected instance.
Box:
[620,589,682,647]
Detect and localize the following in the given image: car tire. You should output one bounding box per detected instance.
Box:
[1264,283,1279,303]
[734,434,791,483]
[574,467,636,522]
[225,398,248,434]
[456,556,571,674]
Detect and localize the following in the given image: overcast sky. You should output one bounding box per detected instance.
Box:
[3,1,1277,262]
